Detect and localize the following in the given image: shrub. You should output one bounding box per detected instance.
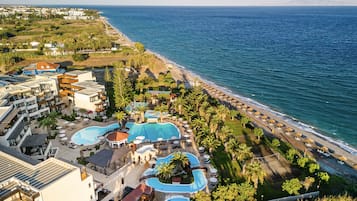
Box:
[72,53,89,61]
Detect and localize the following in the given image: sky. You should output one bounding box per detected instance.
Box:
[2,0,357,6]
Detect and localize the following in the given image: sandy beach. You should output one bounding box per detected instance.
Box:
[101,17,357,173]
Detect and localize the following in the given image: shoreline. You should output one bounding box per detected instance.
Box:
[101,15,357,168]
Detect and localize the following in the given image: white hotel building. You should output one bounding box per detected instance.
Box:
[0,145,96,201]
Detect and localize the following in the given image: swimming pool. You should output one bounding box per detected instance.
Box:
[71,123,120,146]
[145,152,207,193]
[126,122,180,142]
[165,196,190,201]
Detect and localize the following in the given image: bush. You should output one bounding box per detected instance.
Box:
[72,53,89,61]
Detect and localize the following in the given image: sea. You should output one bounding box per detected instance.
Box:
[83,6,357,148]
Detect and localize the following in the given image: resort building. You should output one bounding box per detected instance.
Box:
[0,105,31,150]
[0,145,96,201]
[57,70,95,98]
[0,74,63,121]
[72,80,108,117]
[22,62,62,75]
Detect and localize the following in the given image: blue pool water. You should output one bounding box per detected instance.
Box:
[166,196,190,201]
[145,152,207,193]
[71,123,120,146]
[126,122,180,142]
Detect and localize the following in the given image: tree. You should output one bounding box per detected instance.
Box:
[272,138,280,148]
[286,148,298,162]
[318,172,330,183]
[156,162,174,183]
[302,176,315,192]
[202,135,221,154]
[316,194,356,201]
[193,191,211,201]
[113,62,132,109]
[115,111,126,129]
[104,67,112,83]
[174,96,185,115]
[137,106,147,123]
[241,116,250,128]
[154,104,168,122]
[244,161,266,189]
[236,143,253,163]
[171,152,190,172]
[253,127,264,143]
[219,125,232,143]
[213,184,239,201]
[229,110,239,120]
[135,82,145,94]
[237,182,256,201]
[134,42,145,53]
[39,112,57,136]
[297,157,309,168]
[308,163,320,174]
[282,178,302,195]
[217,105,229,121]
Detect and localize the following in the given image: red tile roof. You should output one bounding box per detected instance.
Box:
[122,184,153,201]
[106,132,129,142]
[36,62,60,70]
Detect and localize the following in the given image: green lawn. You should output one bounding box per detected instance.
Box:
[211,145,243,184]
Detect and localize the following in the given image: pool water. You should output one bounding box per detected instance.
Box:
[126,122,180,142]
[71,123,119,146]
[166,196,190,201]
[145,152,207,193]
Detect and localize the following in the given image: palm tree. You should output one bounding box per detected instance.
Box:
[253,127,264,143]
[202,135,221,154]
[241,116,250,128]
[115,111,126,129]
[282,178,302,195]
[191,118,207,133]
[244,161,266,189]
[137,106,147,123]
[205,106,216,123]
[156,162,174,183]
[226,138,239,158]
[171,152,190,172]
[219,125,232,143]
[135,82,145,94]
[199,101,209,117]
[174,97,185,115]
[297,157,309,168]
[39,112,57,136]
[193,191,211,201]
[209,114,221,134]
[217,105,229,121]
[154,104,168,122]
[236,143,253,163]
[229,110,239,120]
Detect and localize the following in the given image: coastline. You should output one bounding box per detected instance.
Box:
[101,16,357,169]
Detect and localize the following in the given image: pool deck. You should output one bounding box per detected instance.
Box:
[34,116,214,200]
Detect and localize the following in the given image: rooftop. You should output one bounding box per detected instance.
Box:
[87,149,113,168]
[122,183,153,201]
[65,70,91,77]
[20,134,48,148]
[0,145,76,189]
[107,132,129,142]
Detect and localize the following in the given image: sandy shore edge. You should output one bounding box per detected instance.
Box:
[101,16,357,168]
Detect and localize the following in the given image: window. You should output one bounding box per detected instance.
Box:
[90,195,93,200]
[88,183,91,188]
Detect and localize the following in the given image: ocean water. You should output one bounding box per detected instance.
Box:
[95,6,357,147]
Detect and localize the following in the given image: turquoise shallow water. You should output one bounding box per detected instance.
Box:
[126,122,181,142]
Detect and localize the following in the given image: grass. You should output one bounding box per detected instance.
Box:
[211,145,243,184]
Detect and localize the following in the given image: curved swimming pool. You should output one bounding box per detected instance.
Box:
[126,122,180,142]
[145,152,207,193]
[71,123,120,146]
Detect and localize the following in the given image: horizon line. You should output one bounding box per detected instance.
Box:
[2,4,357,7]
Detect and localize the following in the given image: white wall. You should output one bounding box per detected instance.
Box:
[40,168,95,201]
[77,72,95,82]
[74,93,97,112]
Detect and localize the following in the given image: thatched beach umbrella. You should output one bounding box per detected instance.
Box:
[247,107,254,113]
[268,119,276,125]
[254,111,261,117]
[276,123,284,129]
[261,115,268,121]
[338,155,347,162]
[321,146,329,152]
[353,164,357,170]
[285,127,294,133]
